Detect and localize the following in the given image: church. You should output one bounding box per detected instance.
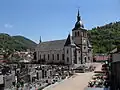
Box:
[35,10,93,65]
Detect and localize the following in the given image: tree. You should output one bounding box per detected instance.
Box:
[88,21,120,54]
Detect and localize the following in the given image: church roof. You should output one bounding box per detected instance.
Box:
[64,34,76,47]
[36,35,78,51]
[64,34,71,46]
[37,39,66,51]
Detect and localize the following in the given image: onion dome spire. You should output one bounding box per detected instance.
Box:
[74,9,84,29]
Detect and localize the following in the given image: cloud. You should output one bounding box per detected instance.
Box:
[4,24,13,28]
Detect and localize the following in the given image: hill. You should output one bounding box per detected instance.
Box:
[13,35,37,50]
[88,21,120,54]
[0,33,37,52]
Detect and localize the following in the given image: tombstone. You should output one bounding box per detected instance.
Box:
[0,75,4,90]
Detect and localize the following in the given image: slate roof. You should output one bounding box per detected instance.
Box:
[64,34,76,47]
[37,39,66,51]
[64,34,71,46]
[110,48,117,53]
[36,34,79,51]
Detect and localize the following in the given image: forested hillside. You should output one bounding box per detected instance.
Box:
[0,33,37,52]
[88,21,120,54]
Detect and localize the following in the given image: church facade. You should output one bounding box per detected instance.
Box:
[35,10,93,65]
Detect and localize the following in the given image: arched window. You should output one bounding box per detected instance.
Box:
[48,54,49,60]
[44,54,45,60]
[57,54,59,60]
[52,54,54,60]
[78,31,79,36]
[67,57,69,62]
[84,57,87,62]
[67,49,69,54]
[75,32,77,37]
[62,54,64,60]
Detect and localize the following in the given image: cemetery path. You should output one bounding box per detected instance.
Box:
[44,63,102,90]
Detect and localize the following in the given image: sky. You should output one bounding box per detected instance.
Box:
[0,0,120,43]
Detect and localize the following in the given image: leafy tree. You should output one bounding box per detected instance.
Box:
[88,21,120,54]
[0,33,37,52]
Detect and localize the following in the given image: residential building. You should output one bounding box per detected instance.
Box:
[110,47,120,90]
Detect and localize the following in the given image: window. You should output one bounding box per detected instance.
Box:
[48,54,49,60]
[75,32,77,37]
[67,49,69,54]
[67,57,69,62]
[88,49,91,53]
[84,57,87,62]
[42,70,44,78]
[44,54,45,60]
[62,54,64,60]
[78,31,79,36]
[52,54,54,60]
[57,54,59,60]
[44,71,47,77]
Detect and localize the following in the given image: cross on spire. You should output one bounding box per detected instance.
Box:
[78,8,80,16]
[77,8,80,21]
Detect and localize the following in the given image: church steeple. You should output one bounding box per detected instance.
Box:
[73,9,84,30]
[39,36,42,43]
[77,9,80,21]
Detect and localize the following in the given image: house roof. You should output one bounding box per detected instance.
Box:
[94,55,109,61]
[36,39,66,51]
[110,48,117,53]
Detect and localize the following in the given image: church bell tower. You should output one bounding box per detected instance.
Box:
[72,9,88,64]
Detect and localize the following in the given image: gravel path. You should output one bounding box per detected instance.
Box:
[43,63,102,90]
